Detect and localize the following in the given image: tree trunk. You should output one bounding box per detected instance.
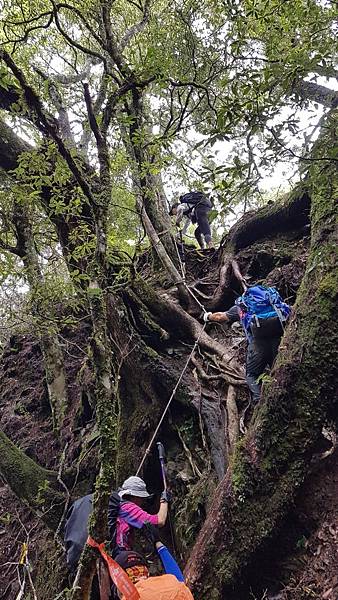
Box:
[12,202,68,431]
[185,111,338,599]
[0,429,64,530]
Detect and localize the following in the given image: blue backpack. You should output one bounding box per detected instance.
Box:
[235,285,290,340]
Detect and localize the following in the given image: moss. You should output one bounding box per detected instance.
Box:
[33,535,68,598]
[0,429,64,530]
[175,472,217,553]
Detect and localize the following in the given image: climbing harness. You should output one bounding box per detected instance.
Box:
[87,536,140,600]
[135,321,207,476]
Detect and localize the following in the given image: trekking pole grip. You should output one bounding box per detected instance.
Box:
[157,441,165,460]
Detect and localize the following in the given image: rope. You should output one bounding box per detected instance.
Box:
[172,227,186,281]
[135,322,207,476]
[173,226,208,314]
[135,226,209,474]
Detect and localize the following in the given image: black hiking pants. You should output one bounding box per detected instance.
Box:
[194,205,211,247]
[246,336,281,403]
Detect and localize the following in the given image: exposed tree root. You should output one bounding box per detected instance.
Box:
[132,277,245,381]
[225,385,239,454]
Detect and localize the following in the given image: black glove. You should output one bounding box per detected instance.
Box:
[160,489,172,503]
[143,522,161,545]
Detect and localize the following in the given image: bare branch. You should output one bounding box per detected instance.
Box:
[54,2,104,48]
[83,82,104,147]
[120,0,151,51]
[0,239,23,257]
[53,57,97,84]
[34,66,75,144]
[51,1,106,64]
[3,11,53,50]
[79,72,108,154]
[83,82,111,191]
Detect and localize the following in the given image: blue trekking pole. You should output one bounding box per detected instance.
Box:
[157,442,176,554]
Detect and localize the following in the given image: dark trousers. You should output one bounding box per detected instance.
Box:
[194,206,211,247]
[246,336,281,403]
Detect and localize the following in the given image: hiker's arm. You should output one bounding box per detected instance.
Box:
[157,499,168,527]
[180,216,190,236]
[175,204,185,225]
[204,305,240,324]
[120,502,159,529]
[156,542,184,582]
[207,312,230,323]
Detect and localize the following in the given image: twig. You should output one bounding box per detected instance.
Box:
[54,443,70,541]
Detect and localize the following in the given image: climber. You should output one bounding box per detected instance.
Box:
[113,523,194,599]
[203,285,291,404]
[169,191,214,249]
[108,475,170,555]
[64,476,169,571]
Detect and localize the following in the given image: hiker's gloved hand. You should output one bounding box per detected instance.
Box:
[160,490,171,503]
[144,522,161,545]
[203,311,212,323]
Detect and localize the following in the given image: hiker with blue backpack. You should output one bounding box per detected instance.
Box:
[169,191,214,249]
[203,286,291,403]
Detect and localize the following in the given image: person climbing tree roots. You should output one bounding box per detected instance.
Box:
[108,476,169,555]
[169,191,214,249]
[204,285,291,404]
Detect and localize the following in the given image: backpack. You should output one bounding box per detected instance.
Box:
[123,574,194,600]
[64,494,93,571]
[107,491,122,556]
[235,285,290,340]
[63,492,122,571]
[180,191,212,214]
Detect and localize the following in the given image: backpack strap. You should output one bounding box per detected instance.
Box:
[87,537,140,600]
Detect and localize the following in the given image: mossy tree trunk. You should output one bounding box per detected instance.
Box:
[0,429,64,530]
[185,111,338,599]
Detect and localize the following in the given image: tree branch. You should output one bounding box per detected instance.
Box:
[0,428,65,531]
[0,49,98,206]
[120,0,151,51]
[293,78,338,108]
[34,66,75,144]
[51,1,106,63]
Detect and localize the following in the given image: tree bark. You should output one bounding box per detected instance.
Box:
[185,111,338,599]
[12,202,68,430]
[0,429,64,530]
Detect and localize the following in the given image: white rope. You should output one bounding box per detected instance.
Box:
[172,227,208,314]
[135,226,210,475]
[135,322,207,476]
[172,227,186,281]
